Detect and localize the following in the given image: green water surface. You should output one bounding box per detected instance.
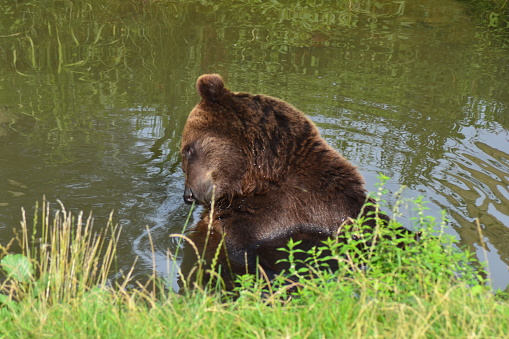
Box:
[0,0,508,291]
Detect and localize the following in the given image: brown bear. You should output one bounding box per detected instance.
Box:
[178,74,406,291]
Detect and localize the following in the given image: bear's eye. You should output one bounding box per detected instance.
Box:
[185,145,195,159]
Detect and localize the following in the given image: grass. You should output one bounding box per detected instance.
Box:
[1,183,509,338]
[0,199,123,304]
[2,285,507,338]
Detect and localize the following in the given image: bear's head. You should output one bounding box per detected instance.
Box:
[181,74,320,206]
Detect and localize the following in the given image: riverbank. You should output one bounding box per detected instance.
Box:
[1,194,508,338]
[1,281,508,338]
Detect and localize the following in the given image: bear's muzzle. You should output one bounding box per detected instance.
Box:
[183,187,196,204]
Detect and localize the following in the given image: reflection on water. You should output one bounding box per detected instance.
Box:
[0,0,508,291]
[434,122,509,289]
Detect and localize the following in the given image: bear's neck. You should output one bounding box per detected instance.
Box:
[285,143,366,194]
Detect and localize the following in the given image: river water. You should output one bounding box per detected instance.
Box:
[0,0,508,291]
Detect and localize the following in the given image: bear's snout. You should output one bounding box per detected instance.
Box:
[183,187,196,204]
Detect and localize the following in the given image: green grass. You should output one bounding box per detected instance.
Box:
[1,284,507,338]
[1,183,509,338]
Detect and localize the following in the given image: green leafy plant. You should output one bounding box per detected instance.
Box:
[270,192,486,302]
[1,254,33,284]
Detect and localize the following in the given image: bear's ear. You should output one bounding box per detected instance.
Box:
[196,74,228,103]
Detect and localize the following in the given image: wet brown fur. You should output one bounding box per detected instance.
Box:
[180,74,398,290]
